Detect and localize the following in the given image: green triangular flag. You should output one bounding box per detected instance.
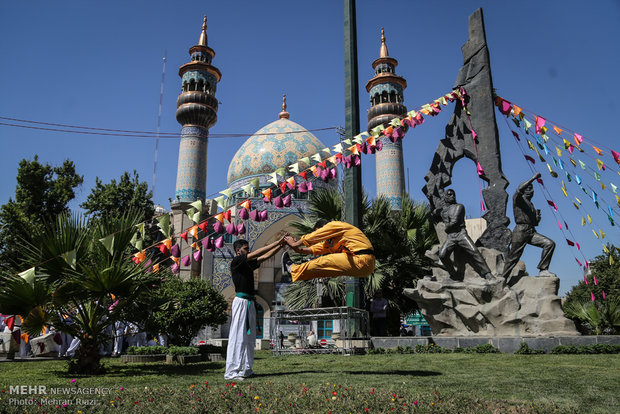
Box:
[19,267,35,286]
[214,196,227,210]
[524,119,532,131]
[275,167,286,177]
[185,207,197,222]
[219,188,232,199]
[594,172,601,181]
[268,172,278,185]
[242,184,253,195]
[156,214,171,238]
[578,160,586,170]
[342,138,352,145]
[321,147,331,156]
[288,163,300,174]
[189,200,203,212]
[249,177,260,189]
[136,222,145,239]
[299,157,311,167]
[62,250,77,269]
[332,143,343,154]
[311,153,322,162]
[390,117,401,127]
[99,234,115,255]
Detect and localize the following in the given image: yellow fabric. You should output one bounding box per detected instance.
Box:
[292,221,375,281]
[291,253,375,282]
[300,221,373,257]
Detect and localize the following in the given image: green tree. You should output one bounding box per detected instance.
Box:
[0,156,83,271]
[0,210,160,374]
[564,245,620,305]
[563,245,620,334]
[284,188,438,334]
[80,170,154,221]
[143,277,228,346]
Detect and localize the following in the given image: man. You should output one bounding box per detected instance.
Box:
[282,219,375,282]
[370,291,388,336]
[436,189,493,280]
[225,237,284,381]
[502,172,555,280]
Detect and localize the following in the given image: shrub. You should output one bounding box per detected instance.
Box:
[514,342,545,355]
[167,346,199,356]
[145,277,228,346]
[126,346,168,355]
[463,344,499,354]
[197,344,225,355]
[551,344,620,354]
[415,343,450,354]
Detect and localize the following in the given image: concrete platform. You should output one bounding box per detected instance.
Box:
[371,335,620,353]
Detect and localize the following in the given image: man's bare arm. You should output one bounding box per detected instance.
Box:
[284,235,313,255]
[247,237,284,261]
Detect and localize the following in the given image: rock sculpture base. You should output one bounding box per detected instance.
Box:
[405,247,579,337]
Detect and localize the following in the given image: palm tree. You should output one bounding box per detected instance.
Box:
[0,210,160,373]
[563,298,620,335]
[284,188,438,333]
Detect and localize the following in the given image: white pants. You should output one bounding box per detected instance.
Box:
[224,297,256,380]
[66,338,81,356]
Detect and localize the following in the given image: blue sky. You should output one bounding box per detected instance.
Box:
[1,1,618,295]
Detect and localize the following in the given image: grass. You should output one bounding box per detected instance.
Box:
[1,351,618,413]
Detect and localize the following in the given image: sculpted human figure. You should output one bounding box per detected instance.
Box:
[502,172,555,280]
[436,189,493,280]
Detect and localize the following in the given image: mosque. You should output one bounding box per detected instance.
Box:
[168,17,410,340]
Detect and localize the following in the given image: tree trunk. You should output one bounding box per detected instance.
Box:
[69,339,105,374]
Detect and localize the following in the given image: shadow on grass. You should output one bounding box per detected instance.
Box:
[251,370,322,378]
[344,370,441,377]
[49,362,226,378]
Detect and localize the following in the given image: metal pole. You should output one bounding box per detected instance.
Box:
[344,0,362,309]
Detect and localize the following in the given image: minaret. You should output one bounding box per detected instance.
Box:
[173,16,221,204]
[366,28,407,210]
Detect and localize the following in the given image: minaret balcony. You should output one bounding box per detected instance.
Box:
[176,91,218,128]
[367,102,407,123]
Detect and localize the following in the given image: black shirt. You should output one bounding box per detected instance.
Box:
[230,253,259,295]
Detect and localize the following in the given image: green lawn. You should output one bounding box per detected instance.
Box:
[1,352,618,413]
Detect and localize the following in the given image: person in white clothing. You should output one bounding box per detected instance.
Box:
[224,237,284,381]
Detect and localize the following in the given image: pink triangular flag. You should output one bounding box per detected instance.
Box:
[193,250,202,262]
[214,236,224,248]
[283,194,291,207]
[238,207,249,220]
[273,196,284,209]
[213,220,225,234]
[535,116,546,134]
[171,244,180,258]
[593,275,598,285]
[237,223,246,235]
[181,255,191,267]
[259,210,268,222]
[171,263,180,274]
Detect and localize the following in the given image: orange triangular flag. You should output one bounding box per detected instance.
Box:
[513,105,522,116]
[366,136,376,146]
[349,145,359,155]
[384,126,393,136]
[191,242,199,250]
[327,155,337,165]
[163,237,173,250]
[153,263,160,273]
[592,145,603,156]
[189,225,198,239]
[214,213,224,223]
[261,188,273,200]
[240,200,251,210]
[172,256,180,265]
[553,126,562,135]
[310,165,319,177]
[286,176,296,187]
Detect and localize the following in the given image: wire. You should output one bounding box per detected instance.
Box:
[0,117,339,138]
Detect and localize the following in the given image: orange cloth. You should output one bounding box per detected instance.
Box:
[292,221,375,281]
[291,253,375,282]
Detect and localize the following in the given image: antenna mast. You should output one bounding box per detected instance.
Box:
[153,50,167,199]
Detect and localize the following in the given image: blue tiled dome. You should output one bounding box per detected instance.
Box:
[227,117,326,185]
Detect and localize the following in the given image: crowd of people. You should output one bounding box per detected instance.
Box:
[0,315,166,358]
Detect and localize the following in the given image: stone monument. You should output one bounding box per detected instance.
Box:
[407,8,578,337]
